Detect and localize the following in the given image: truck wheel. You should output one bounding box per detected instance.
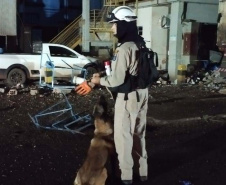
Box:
[6,68,26,86]
[84,67,97,80]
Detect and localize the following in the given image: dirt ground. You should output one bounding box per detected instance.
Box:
[0,83,226,185]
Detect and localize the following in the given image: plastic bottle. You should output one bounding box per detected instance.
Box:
[104,61,111,76]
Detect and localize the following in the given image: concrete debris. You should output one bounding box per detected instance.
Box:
[219,88,226,95]
[30,89,38,96]
[4,84,24,95]
[7,89,18,96]
[156,70,171,85]
[16,83,24,89]
[202,114,226,123]
[52,87,72,95]
[157,68,226,93]
[0,88,5,93]
[52,87,62,94]
[186,68,226,92]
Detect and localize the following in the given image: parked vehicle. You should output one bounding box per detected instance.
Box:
[0,43,101,86]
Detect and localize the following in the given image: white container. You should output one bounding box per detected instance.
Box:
[73,76,85,84]
[0,88,5,93]
[104,61,111,76]
[30,89,38,95]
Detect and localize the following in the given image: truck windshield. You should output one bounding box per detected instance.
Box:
[49,46,78,58]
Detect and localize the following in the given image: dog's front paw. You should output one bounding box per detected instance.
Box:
[74,174,80,185]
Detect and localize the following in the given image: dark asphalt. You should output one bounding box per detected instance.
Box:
[133,86,226,185]
[1,84,226,185]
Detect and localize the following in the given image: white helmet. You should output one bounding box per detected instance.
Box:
[107,6,137,23]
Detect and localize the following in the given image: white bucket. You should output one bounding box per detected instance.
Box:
[73,76,85,84]
[30,89,38,96]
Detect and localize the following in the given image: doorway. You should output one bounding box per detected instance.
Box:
[197,23,218,60]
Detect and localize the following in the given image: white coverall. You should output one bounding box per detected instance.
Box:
[100,42,148,181]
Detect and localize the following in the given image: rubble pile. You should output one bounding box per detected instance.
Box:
[186,69,226,94]
[156,66,226,94]
[1,65,226,96]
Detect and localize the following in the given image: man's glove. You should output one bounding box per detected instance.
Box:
[74,81,92,95]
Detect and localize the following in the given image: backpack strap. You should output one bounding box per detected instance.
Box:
[154,51,159,67]
[136,91,140,102]
[124,93,128,101]
[138,42,159,68]
[123,91,140,102]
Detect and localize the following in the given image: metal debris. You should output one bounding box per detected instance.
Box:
[29,93,93,134]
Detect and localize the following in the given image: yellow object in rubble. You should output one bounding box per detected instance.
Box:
[44,67,53,83]
[177,64,187,84]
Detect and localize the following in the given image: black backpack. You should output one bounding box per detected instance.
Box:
[108,42,159,101]
[136,43,159,88]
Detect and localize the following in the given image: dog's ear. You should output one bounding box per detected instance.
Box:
[93,95,108,117]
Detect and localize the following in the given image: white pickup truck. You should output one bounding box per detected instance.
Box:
[0,43,101,86]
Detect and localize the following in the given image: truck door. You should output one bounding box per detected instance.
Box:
[48,46,87,79]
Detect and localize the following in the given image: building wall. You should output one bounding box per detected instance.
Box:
[136,1,219,74]
[181,22,199,65]
[0,0,17,36]
[217,0,226,57]
[151,6,169,70]
[17,0,83,52]
[18,0,82,27]
[137,7,152,48]
[137,5,169,70]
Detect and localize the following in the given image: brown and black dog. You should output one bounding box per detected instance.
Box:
[74,95,115,185]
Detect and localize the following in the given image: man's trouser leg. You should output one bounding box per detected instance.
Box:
[133,89,148,177]
[114,89,148,181]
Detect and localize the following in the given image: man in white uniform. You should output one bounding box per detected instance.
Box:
[91,6,148,185]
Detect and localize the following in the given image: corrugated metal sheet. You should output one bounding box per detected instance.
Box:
[0,0,17,36]
[186,3,218,24]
